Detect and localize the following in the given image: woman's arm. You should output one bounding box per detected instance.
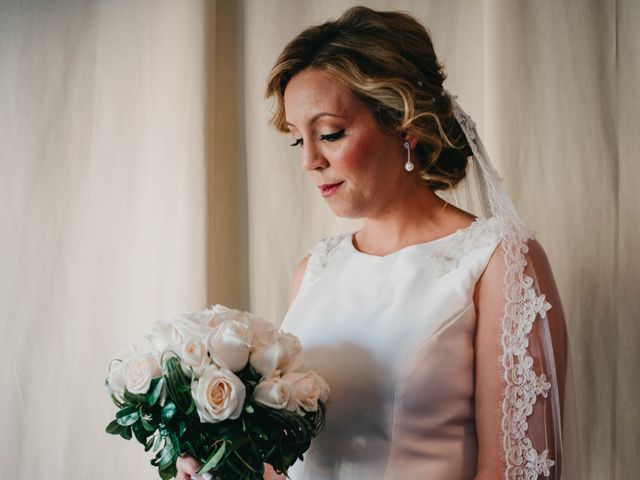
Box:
[473,240,567,480]
[473,244,508,479]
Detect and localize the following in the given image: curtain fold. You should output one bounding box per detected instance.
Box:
[616,1,640,479]
[1,1,212,477]
[0,1,636,478]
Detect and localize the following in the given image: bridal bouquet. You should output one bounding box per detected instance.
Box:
[105,305,329,480]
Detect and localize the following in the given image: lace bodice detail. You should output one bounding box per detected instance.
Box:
[305,216,502,283]
[305,232,352,284]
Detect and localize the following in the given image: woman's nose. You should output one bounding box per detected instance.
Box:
[301,143,328,171]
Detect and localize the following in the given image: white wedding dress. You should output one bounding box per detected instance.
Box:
[280,215,503,480]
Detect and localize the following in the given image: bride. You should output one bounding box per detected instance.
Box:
[177,6,580,480]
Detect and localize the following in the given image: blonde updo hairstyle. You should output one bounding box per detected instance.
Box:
[265,6,471,191]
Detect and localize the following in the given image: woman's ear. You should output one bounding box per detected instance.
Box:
[401,132,419,149]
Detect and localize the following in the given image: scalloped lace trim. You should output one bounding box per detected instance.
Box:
[501,239,555,480]
[451,96,556,479]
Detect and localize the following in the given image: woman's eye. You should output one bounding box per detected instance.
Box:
[289,129,344,147]
[320,129,345,142]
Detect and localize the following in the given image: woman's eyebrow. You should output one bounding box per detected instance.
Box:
[285,112,347,128]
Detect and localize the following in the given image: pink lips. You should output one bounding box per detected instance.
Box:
[319,182,344,197]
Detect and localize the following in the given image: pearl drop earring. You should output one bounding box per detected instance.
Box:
[403,141,414,172]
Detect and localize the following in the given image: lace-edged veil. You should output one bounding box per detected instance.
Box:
[438,92,582,479]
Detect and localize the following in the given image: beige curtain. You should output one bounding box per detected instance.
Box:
[0,0,636,478]
[0,0,217,477]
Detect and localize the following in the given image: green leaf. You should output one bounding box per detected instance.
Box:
[244,404,254,414]
[144,434,155,452]
[119,425,132,440]
[163,357,193,413]
[170,432,181,456]
[178,420,187,436]
[140,413,156,432]
[175,383,191,393]
[105,419,123,435]
[147,377,165,407]
[158,465,176,480]
[116,405,140,427]
[182,440,196,457]
[161,401,177,423]
[158,441,177,469]
[232,449,262,474]
[152,433,163,452]
[196,442,227,475]
[123,387,146,404]
[132,420,150,444]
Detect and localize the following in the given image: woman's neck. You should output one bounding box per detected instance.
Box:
[355,180,454,254]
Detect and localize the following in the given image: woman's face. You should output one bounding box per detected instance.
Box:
[283,68,409,219]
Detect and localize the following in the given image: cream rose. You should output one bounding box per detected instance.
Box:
[281,370,330,414]
[191,365,246,423]
[182,308,223,328]
[247,316,278,349]
[146,317,215,355]
[253,377,297,411]
[107,360,126,396]
[210,304,248,324]
[207,320,253,372]
[249,332,302,378]
[285,351,311,374]
[122,352,162,395]
[179,337,211,378]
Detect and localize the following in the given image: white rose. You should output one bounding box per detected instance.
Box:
[208,320,253,372]
[182,308,223,328]
[173,316,216,342]
[146,317,215,355]
[253,377,297,411]
[107,360,126,396]
[210,304,248,323]
[107,344,139,395]
[249,332,302,378]
[179,337,211,378]
[285,352,311,374]
[191,365,246,423]
[122,352,162,395]
[246,315,278,349]
[281,370,330,414]
[145,321,176,353]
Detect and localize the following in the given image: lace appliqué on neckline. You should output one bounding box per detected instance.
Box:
[305,216,501,282]
[425,216,502,277]
[305,232,351,284]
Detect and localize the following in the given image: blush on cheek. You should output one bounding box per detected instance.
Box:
[339,133,378,170]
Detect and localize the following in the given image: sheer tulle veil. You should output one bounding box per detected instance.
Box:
[439,92,582,479]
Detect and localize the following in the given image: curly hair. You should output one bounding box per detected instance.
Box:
[265,6,472,191]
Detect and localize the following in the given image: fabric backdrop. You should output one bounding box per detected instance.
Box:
[0,1,637,479]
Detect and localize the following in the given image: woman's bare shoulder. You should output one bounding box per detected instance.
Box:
[288,255,309,307]
[473,237,554,311]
